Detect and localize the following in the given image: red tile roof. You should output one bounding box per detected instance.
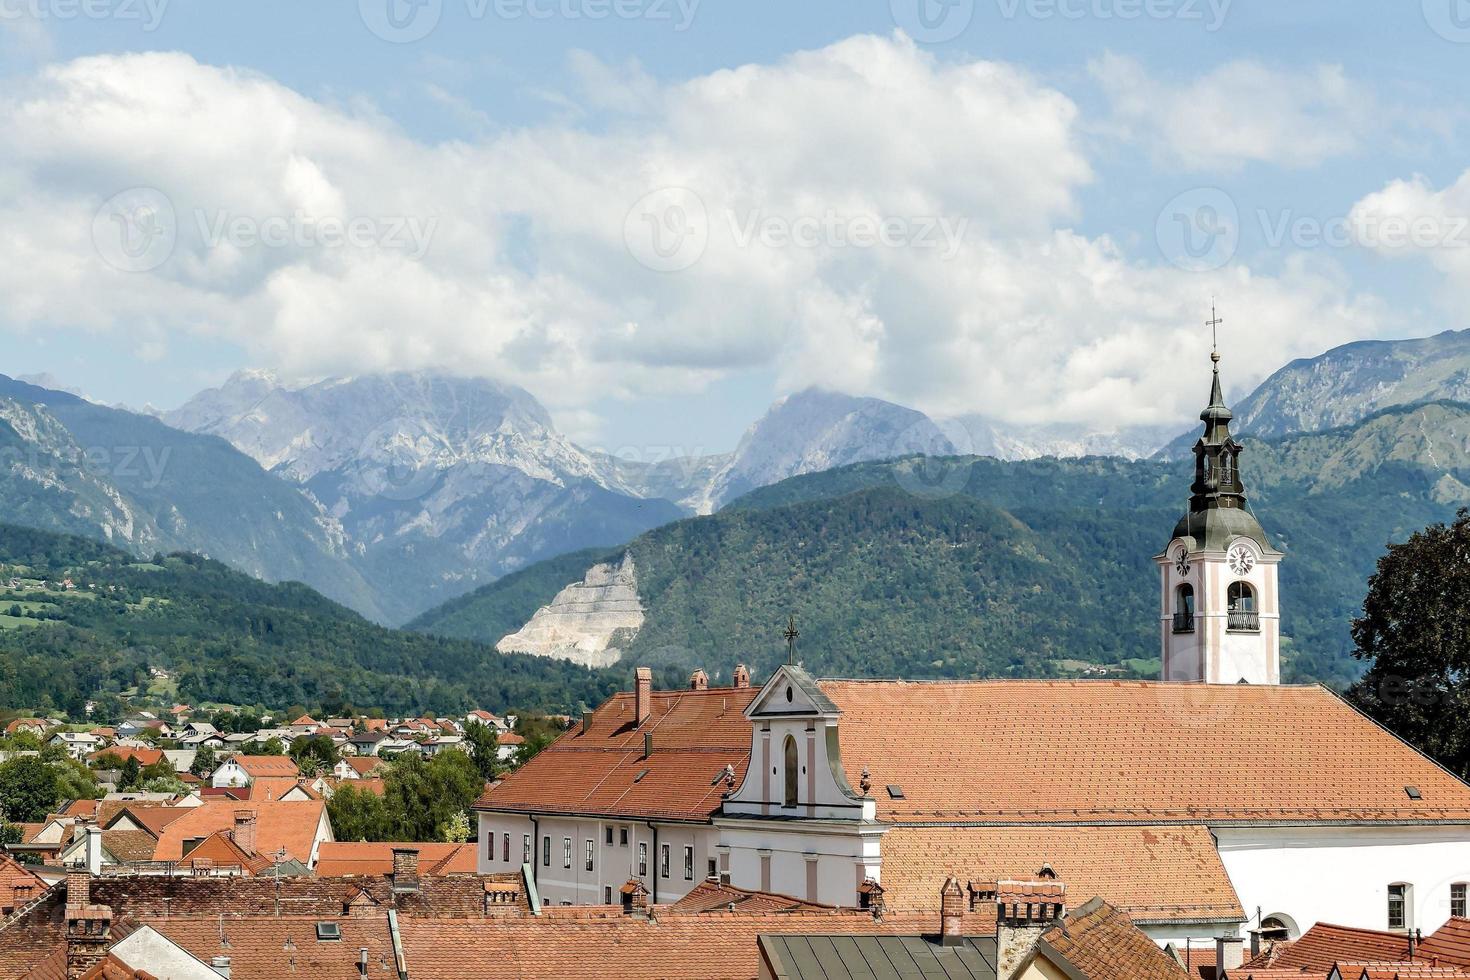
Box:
[1246,922,1412,974]
[878,824,1243,924]
[87,747,163,768]
[475,686,757,822]
[247,777,318,801]
[1419,916,1470,966]
[152,801,326,866]
[668,879,833,914]
[231,755,299,778]
[182,830,273,874]
[1038,897,1191,980]
[819,680,1470,823]
[0,855,47,915]
[342,756,384,777]
[313,843,477,878]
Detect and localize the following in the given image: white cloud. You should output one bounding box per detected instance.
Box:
[1090,54,1381,171]
[0,37,1394,434]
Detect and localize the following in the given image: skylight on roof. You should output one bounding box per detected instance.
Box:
[1406,786,1423,800]
[316,922,341,941]
[634,769,650,783]
[886,784,905,799]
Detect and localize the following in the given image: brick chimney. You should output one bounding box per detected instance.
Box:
[634,667,652,727]
[391,847,420,894]
[1216,935,1244,973]
[65,867,111,980]
[858,878,886,919]
[732,664,751,688]
[620,878,649,917]
[988,880,1067,980]
[940,877,965,947]
[231,809,257,856]
[689,669,709,691]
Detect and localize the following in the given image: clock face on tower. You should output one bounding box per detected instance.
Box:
[1174,547,1191,577]
[1228,545,1255,575]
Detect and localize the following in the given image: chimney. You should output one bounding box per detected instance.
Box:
[358,947,369,978]
[1249,930,1261,960]
[391,847,420,894]
[992,880,1067,980]
[858,878,886,919]
[581,712,591,734]
[940,877,965,947]
[732,664,751,688]
[634,667,652,727]
[644,732,654,758]
[232,809,257,856]
[689,669,709,691]
[84,824,103,875]
[1215,935,1244,973]
[65,868,111,980]
[211,955,232,978]
[621,878,649,917]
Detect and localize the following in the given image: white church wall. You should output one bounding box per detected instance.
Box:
[1215,824,1470,938]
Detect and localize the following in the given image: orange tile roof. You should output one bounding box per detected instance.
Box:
[231,755,299,778]
[475,686,757,822]
[151,915,394,980]
[818,680,1470,823]
[1248,922,1412,973]
[878,824,1243,924]
[1419,916,1470,966]
[152,801,326,866]
[247,777,317,801]
[106,806,190,837]
[313,843,477,878]
[1038,897,1191,980]
[0,855,47,914]
[182,831,273,875]
[668,879,833,914]
[1337,963,1470,979]
[343,756,383,776]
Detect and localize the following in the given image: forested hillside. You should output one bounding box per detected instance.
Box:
[0,524,618,717]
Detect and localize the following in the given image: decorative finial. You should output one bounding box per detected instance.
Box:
[860,767,872,795]
[722,763,736,794]
[783,615,799,666]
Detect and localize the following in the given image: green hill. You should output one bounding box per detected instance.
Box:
[0,524,618,718]
[412,402,1470,688]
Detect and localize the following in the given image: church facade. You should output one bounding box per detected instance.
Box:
[476,352,1470,950]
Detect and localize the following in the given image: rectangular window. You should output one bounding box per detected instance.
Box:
[1389,883,1407,930]
[637,842,647,876]
[683,846,694,881]
[605,826,614,845]
[562,837,572,869]
[707,858,717,879]
[502,833,509,863]
[619,826,629,847]
[660,843,670,879]
[523,834,532,865]
[585,839,594,872]
[1454,883,1467,918]
[542,836,550,867]
[604,886,612,904]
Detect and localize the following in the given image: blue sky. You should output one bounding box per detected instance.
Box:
[3,0,1469,452]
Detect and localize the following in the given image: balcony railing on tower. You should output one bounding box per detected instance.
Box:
[1172,611,1195,634]
[1228,609,1260,632]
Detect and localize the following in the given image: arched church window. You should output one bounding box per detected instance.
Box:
[1221,452,1233,483]
[783,734,798,808]
[1173,584,1194,633]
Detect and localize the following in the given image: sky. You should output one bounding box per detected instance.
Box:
[2,0,1469,453]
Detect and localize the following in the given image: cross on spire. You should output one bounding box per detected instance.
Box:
[783,615,799,665]
[1207,300,1223,364]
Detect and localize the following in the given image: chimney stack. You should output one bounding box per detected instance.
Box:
[939,878,966,947]
[1215,935,1244,973]
[990,880,1067,980]
[621,878,649,917]
[635,667,652,727]
[689,669,709,691]
[211,955,232,978]
[392,847,420,894]
[84,824,103,875]
[232,809,257,856]
[732,664,751,688]
[65,866,111,980]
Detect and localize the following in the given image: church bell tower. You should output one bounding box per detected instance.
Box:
[1156,327,1282,684]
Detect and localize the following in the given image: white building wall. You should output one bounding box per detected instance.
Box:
[476,811,718,906]
[1215,824,1470,938]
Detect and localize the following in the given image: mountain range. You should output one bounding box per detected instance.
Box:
[8,327,1470,637]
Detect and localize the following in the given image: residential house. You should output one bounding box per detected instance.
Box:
[87,746,165,769]
[3,718,48,737]
[0,855,45,919]
[419,735,464,758]
[47,731,100,760]
[153,799,333,869]
[210,754,299,789]
[333,756,386,781]
[347,729,387,756]
[465,709,507,732]
[496,732,524,763]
